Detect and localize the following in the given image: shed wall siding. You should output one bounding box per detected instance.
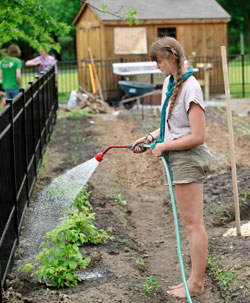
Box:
[102,23,227,59]
[76,7,102,92]
[74,7,229,98]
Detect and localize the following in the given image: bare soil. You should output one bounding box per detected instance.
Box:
[2,101,250,303]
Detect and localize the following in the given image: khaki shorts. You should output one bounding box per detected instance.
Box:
[163,144,213,185]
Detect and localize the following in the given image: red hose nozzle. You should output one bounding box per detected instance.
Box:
[95,144,131,162]
[95,153,104,162]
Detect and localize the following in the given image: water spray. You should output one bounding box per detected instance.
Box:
[95,143,192,302]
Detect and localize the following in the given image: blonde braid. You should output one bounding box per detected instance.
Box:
[167,57,182,129]
[149,37,186,130]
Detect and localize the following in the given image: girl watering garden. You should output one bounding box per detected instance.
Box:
[132,36,212,299]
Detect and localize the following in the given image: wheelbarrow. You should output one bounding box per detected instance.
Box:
[118,80,156,109]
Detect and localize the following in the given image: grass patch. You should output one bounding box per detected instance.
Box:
[69,108,88,119]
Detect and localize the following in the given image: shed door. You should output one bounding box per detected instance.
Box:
[80,26,101,60]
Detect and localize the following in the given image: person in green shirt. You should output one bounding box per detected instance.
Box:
[0,44,22,100]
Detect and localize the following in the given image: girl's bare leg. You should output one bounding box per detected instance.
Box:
[167,183,207,298]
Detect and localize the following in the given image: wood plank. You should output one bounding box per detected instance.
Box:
[102,18,231,26]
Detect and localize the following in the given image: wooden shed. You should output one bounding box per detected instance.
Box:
[73,0,231,100]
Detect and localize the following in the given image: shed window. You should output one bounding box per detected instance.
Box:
[158,27,176,38]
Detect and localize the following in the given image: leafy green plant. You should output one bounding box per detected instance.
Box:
[241,191,248,205]
[207,253,236,301]
[118,213,128,226]
[19,186,113,288]
[215,105,225,113]
[115,193,127,206]
[142,275,160,296]
[211,208,217,216]
[220,211,232,223]
[73,186,92,211]
[136,258,145,265]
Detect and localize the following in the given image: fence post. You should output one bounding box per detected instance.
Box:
[35,75,42,157]
[20,88,30,206]
[0,263,2,303]
[241,54,245,97]
[5,99,19,242]
[28,80,39,175]
[54,66,58,112]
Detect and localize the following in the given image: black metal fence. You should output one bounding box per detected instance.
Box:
[22,61,78,103]
[21,54,250,102]
[0,67,57,301]
[190,54,250,98]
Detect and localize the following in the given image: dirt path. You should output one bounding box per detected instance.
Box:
[3,104,250,303]
[90,109,224,303]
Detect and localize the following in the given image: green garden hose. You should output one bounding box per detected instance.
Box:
[144,145,192,302]
[97,143,192,301]
[161,155,192,302]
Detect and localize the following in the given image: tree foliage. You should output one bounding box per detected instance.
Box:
[0,0,138,59]
[217,0,250,53]
[0,0,70,52]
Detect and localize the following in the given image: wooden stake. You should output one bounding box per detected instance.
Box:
[221,46,241,236]
[88,47,104,101]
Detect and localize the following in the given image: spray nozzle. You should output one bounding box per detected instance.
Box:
[95,153,104,162]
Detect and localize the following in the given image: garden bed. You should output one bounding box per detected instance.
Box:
[2,102,250,303]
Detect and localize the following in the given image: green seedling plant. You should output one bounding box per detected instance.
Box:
[215,105,225,114]
[70,148,79,163]
[45,288,50,295]
[107,226,113,233]
[136,258,145,266]
[207,253,236,301]
[79,137,84,143]
[115,193,127,207]
[232,115,250,128]
[236,127,250,135]
[81,151,85,160]
[220,211,232,224]
[75,121,80,136]
[141,275,160,296]
[211,208,217,216]
[18,186,113,288]
[241,191,248,206]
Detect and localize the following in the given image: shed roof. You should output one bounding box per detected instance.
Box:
[79,0,230,22]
